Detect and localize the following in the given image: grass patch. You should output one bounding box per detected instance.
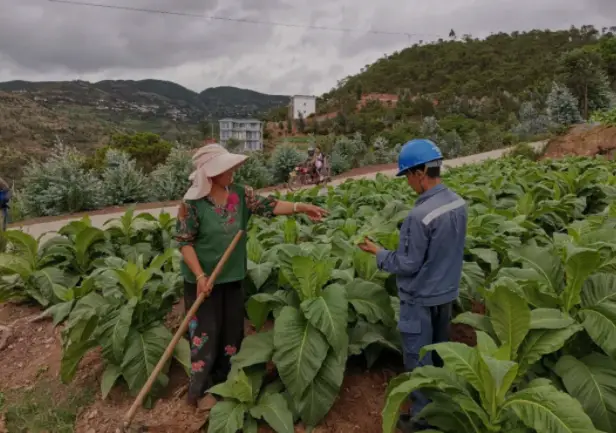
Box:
[0,379,95,433]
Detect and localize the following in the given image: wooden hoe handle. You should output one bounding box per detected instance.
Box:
[122,230,245,430]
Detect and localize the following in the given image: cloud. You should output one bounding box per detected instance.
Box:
[0,0,613,95]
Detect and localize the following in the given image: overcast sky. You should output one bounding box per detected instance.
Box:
[0,0,614,95]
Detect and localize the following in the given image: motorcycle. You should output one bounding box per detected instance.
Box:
[286,159,331,191]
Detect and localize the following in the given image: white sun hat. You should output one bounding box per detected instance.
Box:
[183,143,248,200]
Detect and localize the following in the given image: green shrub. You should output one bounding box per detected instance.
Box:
[506,142,543,161]
[20,144,105,217]
[234,152,273,189]
[101,149,149,206]
[149,146,193,201]
[269,146,305,183]
[590,107,616,127]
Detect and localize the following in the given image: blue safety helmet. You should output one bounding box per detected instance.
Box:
[396,139,443,177]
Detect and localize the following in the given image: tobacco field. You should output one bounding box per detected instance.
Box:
[2,155,616,433]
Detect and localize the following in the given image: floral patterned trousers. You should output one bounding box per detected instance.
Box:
[184,280,244,400]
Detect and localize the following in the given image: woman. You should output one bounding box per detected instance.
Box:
[175,144,327,407]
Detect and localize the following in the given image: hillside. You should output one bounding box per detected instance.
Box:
[320,25,616,110]
[0,80,288,181]
[0,79,288,120]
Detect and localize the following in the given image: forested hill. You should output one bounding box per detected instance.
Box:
[321,25,616,105]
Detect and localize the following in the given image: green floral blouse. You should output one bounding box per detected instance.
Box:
[175,184,277,284]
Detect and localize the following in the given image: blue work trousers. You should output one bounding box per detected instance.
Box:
[399,301,452,419]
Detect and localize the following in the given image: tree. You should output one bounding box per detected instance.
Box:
[597,37,616,86]
[234,152,273,189]
[108,132,172,172]
[449,29,456,40]
[441,130,463,158]
[225,138,243,153]
[559,48,609,118]
[465,130,481,155]
[269,146,304,183]
[199,120,217,139]
[149,146,193,201]
[420,116,442,143]
[546,82,582,126]
[101,149,149,205]
[512,102,551,138]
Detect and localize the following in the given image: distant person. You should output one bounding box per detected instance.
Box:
[358,139,468,432]
[0,177,10,231]
[314,147,324,180]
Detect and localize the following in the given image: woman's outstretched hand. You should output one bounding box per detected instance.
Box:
[299,203,328,221]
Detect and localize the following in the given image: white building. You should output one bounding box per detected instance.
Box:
[289,95,316,120]
[219,118,263,151]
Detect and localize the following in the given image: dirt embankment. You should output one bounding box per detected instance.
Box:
[543,124,616,158]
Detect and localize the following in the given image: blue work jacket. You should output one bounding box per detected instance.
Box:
[376,184,467,307]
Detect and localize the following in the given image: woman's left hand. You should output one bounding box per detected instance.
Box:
[299,203,328,221]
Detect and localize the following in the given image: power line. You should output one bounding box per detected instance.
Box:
[47,0,441,39]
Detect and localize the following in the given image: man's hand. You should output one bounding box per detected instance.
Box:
[197,276,213,297]
[358,237,380,255]
[299,203,328,222]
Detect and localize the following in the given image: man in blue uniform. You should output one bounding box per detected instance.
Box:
[359,139,467,432]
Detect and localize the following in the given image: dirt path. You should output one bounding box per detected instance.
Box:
[7,141,546,241]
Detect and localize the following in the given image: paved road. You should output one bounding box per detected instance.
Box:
[13,141,546,240]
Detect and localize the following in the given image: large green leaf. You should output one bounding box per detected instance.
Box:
[578,273,616,358]
[562,246,602,313]
[98,298,137,364]
[250,392,295,433]
[502,384,597,433]
[415,396,484,433]
[272,307,329,400]
[353,249,388,283]
[231,331,275,373]
[530,308,575,330]
[282,255,334,300]
[420,343,483,395]
[207,401,247,433]
[73,226,105,271]
[486,287,530,360]
[452,312,494,336]
[301,285,348,350]
[0,253,33,279]
[120,325,171,395]
[345,278,395,326]
[382,375,435,433]
[517,325,582,374]
[460,261,486,297]
[296,348,346,427]
[469,248,499,272]
[247,260,274,290]
[60,339,98,383]
[478,353,518,414]
[348,320,401,356]
[245,291,288,330]
[554,353,616,432]
[505,244,564,296]
[101,363,122,399]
